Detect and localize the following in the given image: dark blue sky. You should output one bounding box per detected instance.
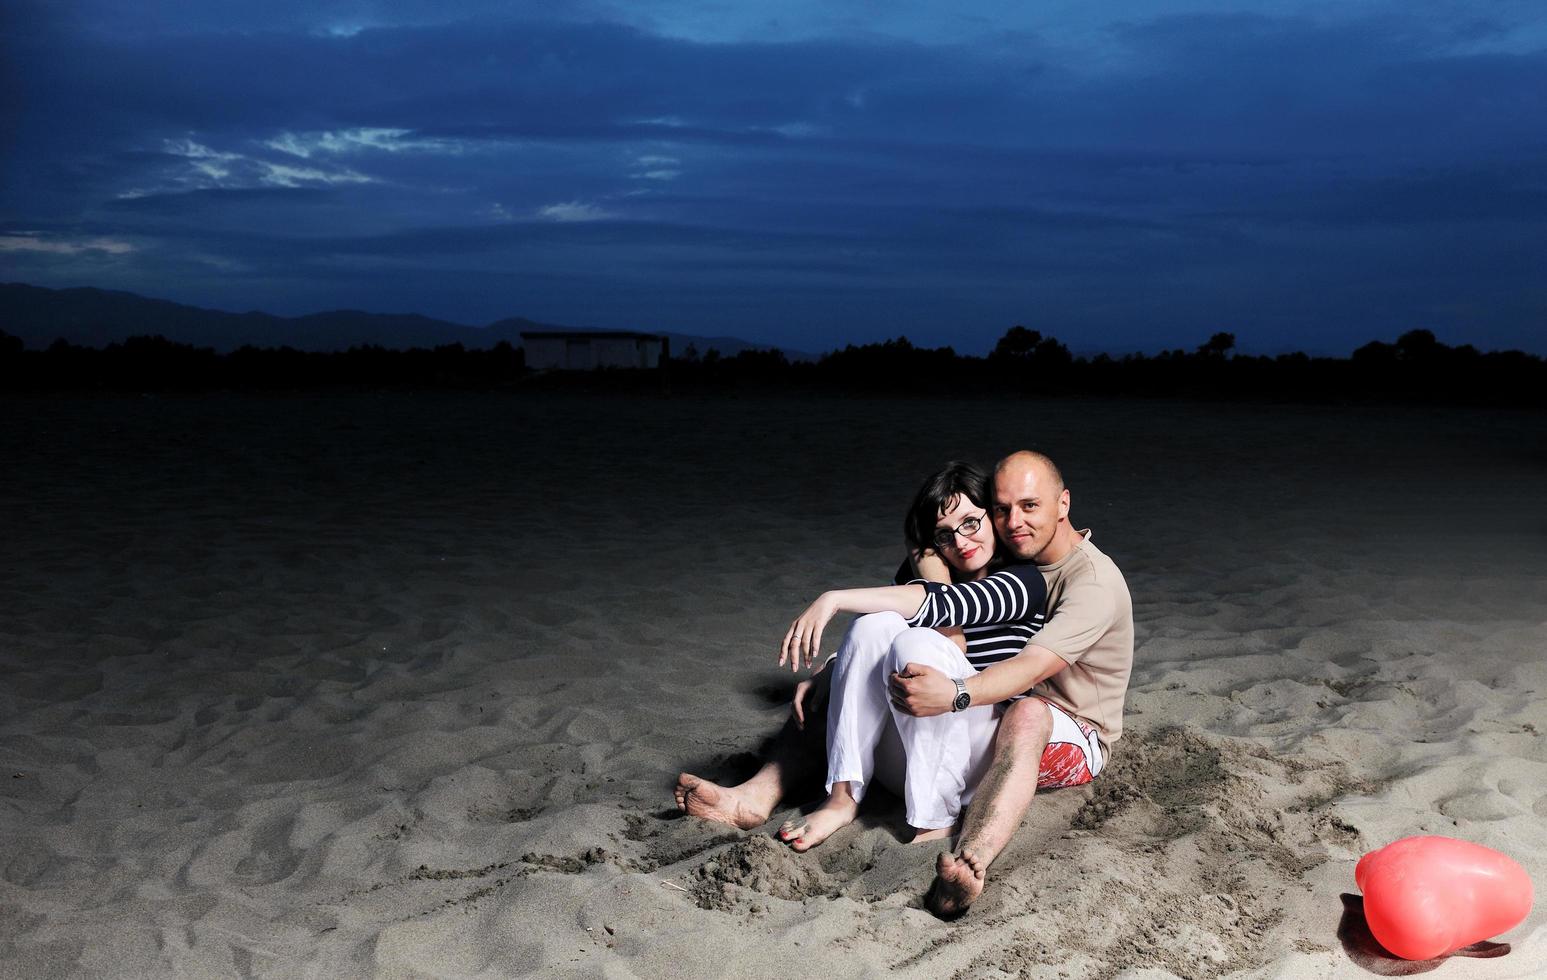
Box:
[3,0,1544,355]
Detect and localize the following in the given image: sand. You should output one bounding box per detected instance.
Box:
[1,390,1543,979]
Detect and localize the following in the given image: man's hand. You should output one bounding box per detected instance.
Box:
[889,662,957,717]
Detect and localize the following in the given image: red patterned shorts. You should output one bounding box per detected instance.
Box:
[1032,697,1105,790]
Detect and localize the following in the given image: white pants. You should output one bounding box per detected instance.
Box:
[825,612,1001,830]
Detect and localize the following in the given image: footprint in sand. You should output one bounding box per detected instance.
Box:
[1436,789,1520,822]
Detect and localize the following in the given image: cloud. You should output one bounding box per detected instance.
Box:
[259,162,375,188]
[264,128,467,158]
[127,137,379,195]
[631,153,682,180]
[535,201,619,222]
[0,233,136,255]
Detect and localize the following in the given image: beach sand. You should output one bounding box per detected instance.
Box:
[1,390,1543,979]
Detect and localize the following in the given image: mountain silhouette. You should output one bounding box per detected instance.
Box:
[0,282,810,358]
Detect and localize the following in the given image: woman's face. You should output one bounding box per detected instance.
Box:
[932,494,995,577]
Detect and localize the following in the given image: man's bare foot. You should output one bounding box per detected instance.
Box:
[910,826,953,844]
[776,796,859,852]
[925,847,987,919]
[674,773,771,830]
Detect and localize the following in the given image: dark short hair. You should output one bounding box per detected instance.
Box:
[904,460,990,552]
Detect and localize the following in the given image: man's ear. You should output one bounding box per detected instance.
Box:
[1059,489,1071,521]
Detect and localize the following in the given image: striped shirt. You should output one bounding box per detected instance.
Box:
[896,561,1049,671]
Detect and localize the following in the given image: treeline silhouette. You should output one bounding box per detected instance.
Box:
[665,328,1545,406]
[1,326,1542,407]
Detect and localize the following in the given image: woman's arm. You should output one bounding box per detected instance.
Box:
[904,564,1046,631]
[910,547,968,653]
[778,583,929,672]
[779,564,1047,672]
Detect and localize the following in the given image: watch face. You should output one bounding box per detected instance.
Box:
[953,692,971,711]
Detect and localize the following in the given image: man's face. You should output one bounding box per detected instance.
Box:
[991,459,1069,562]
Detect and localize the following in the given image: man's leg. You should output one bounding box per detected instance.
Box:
[926,696,1052,918]
[675,666,831,829]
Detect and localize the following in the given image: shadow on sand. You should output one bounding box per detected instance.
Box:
[1337,894,1511,975]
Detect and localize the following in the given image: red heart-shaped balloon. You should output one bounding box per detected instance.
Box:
[1355,835,1533,960]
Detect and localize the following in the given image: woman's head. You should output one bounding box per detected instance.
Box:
[904,461,995,577]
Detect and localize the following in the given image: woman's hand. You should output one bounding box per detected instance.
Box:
[911,547,954,584]
[791,658,829,730]
[779,592,840,672]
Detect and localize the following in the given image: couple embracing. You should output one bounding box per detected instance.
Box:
[676,450,1134,917]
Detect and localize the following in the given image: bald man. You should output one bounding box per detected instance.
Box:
[893,450,1133,916]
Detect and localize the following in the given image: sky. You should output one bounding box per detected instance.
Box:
[2,0,1545,355]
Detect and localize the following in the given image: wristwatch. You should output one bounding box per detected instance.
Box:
[951,677,971,712]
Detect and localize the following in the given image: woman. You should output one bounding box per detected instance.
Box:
[773,461,1048,851]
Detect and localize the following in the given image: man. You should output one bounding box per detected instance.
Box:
[674,450,1133,917]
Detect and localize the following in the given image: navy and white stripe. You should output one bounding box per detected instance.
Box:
[956,619,1046,666]
[903,564,1048,670]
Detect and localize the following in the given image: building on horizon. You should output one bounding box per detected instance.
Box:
[519,331,668,370]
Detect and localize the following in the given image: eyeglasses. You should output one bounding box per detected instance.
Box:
[932,514,985,550]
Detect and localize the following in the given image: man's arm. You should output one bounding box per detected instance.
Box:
[891,644,1065,716]
[965,645,1065,705]
[892,575,1117,715]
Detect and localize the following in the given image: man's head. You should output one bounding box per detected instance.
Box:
[991,450,1071,563]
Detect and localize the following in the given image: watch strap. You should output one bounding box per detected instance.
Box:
[951,677,970,711]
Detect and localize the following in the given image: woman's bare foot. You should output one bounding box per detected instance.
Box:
[925,847,987,919]
[776,795,859,852]
[910,826,953,844]
[674,773,772,830]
